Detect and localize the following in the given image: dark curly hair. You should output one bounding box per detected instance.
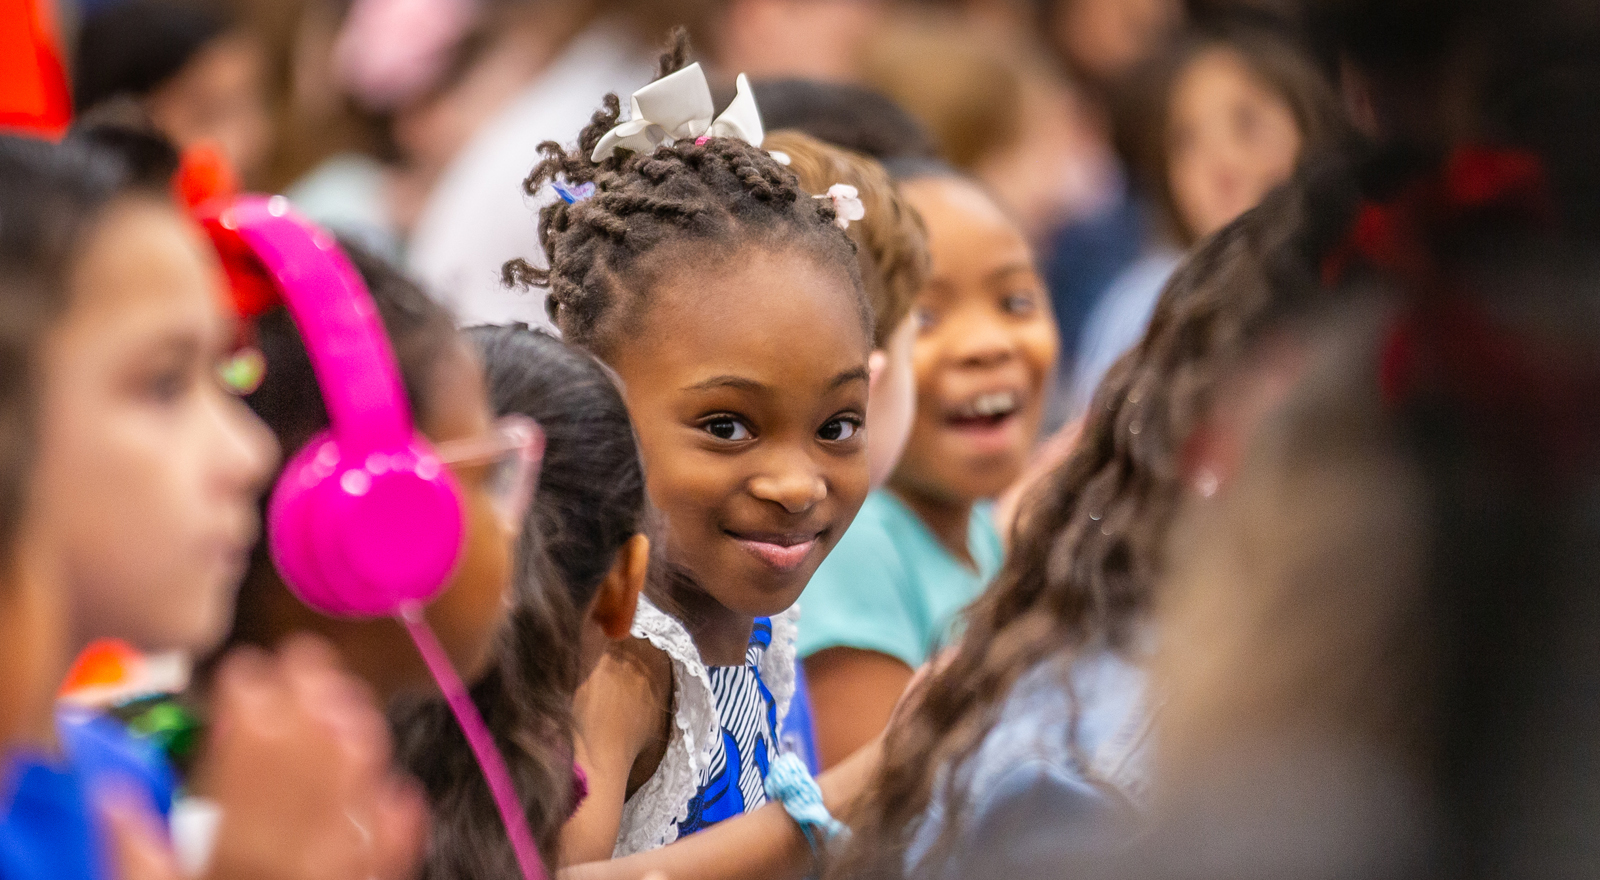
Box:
[502,30,870,356]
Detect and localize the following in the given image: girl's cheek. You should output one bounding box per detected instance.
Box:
[431,487,515,679]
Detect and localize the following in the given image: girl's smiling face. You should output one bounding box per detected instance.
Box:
[893,177,1059,507]
[607,247,872,621]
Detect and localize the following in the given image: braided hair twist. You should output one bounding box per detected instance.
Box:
[503,30,869,356]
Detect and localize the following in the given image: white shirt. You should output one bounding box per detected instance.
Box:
[406,22,656,329]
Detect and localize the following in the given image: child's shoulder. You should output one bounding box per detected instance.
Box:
[590,634,674,715]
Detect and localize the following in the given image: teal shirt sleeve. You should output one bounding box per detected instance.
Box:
[796,506,926,668]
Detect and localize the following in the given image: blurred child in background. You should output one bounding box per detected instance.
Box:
[224,243,521,700]
[393,324,652,880]
[799,160,1058,768]
[216,239,603,872]
[825,172,1337,880]
[74,0,273,185]
[1068,22,1343,415]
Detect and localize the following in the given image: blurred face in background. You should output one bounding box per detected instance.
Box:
[893,177,1058,508]
[1166,46,1304,240]
[718,0,889,81]
[145,32,273,184]
[1053,0,1181,84]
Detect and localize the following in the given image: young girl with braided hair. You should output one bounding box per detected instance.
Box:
[503,33,880,880]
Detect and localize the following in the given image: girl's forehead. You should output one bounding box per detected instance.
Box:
[616,250,870,381]
[419,341,492,443]
[64,199,222,339]
[902,181,1032,281]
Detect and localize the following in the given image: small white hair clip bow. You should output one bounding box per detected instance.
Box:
[818,184,866,229]
[591,63,765,162]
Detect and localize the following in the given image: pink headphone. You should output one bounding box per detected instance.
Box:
[199,193,549,880]
[208,195,464,617]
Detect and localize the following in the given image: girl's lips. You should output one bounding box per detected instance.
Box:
[941,409,1026,456]
[728,532,821,572]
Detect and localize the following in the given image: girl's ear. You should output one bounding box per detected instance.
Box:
[592,534,650,640]
[868,350,888,394]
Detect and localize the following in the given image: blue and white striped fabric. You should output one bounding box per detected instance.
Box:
[677,618,780,837]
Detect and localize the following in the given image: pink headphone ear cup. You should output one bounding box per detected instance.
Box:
[268,437,348,614]
[268,431,465,618]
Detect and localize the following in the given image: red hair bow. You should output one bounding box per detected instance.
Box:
[175,143,281,322]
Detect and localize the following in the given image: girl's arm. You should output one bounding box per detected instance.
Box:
[804,648,914,768]
[560,738,882,880]
[561,638,674,865]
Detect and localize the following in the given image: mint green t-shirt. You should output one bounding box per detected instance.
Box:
[797,490,1004,668]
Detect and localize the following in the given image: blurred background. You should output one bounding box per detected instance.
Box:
[52,0,1333,419]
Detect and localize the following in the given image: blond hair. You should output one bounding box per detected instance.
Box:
[763,129,929,348]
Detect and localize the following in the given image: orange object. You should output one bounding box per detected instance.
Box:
[175,142,239,213]
[0,0,73,140]
[60,638,141,696]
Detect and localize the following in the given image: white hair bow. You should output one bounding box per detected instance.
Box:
[590,63,765,162]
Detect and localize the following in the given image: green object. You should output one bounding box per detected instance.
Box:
[117,696,203,765]
[219,348,266,395]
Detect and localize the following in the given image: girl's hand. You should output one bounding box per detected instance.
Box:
[197,636,428,880]
[100,789,182,880]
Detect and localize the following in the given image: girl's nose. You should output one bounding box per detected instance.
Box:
[948,311,1018,369]
[213,390,279,496]
[748,455,827,514]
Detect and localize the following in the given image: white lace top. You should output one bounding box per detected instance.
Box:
[611,596,799,857]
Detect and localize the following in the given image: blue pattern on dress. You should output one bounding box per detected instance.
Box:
[677,617,780,839]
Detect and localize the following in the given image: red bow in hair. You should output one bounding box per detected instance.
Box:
[174,143,281,322]
[0,0,72,140]
[175,144,280,395]
[1322,146,1556,292]
[1327,146,1600,473]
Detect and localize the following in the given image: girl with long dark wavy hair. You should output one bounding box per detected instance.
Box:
[829,153,1356,879]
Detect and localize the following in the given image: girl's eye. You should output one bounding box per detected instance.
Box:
[1002,293,1040,316]
[818,417,862,443]
[705,417,753,441]
[915,306,938,333]
[147,366,193,404]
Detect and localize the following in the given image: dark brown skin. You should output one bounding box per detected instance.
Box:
[608,247,873,661]
[888,177,1058,559]
[804,647,915,770]
[252,341,516,700]
[562,245,873,869]
[806,176,1059,768]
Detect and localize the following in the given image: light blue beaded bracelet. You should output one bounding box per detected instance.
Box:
[765,752,850,855]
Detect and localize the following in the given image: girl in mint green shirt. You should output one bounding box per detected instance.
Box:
[800,491,1002,670]
[797,166,1060,767]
